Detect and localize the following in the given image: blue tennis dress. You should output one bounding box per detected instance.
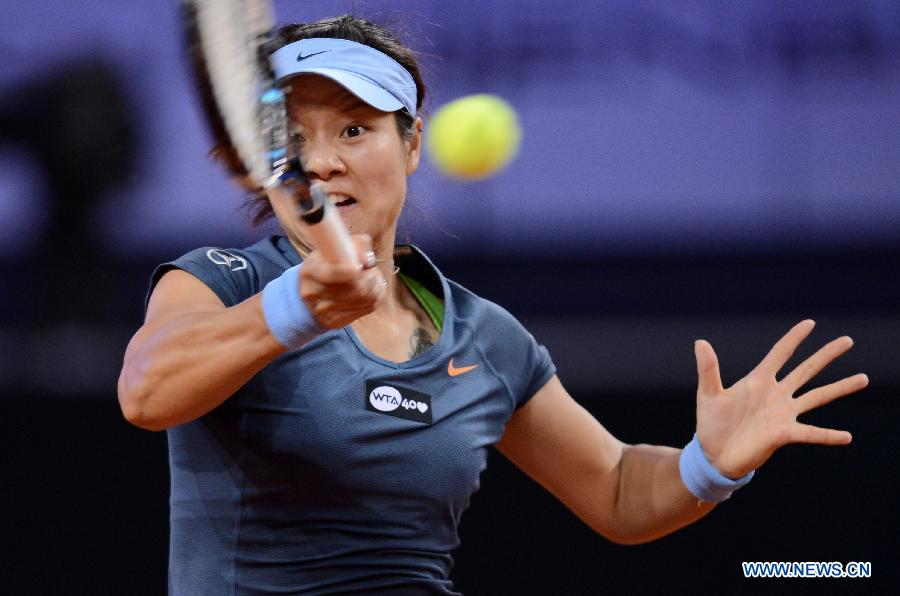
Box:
[149,236,555,595]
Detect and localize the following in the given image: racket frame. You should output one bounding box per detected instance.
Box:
[182,0,357,265]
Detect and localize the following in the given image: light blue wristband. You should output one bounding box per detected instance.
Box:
[261,264,326,350]
[679,433,754,503]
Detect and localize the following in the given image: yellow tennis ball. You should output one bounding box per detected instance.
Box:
[426,94,522,180]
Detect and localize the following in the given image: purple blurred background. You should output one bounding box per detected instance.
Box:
[2,0,898,260]
[1,2,898,593]
[1,0,897,395]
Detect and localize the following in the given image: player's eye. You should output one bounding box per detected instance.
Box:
[343,124,367,139]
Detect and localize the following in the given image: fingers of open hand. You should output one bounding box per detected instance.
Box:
[789,421,852,446]
[694,339,723,394]
[781,335,854,393]
[755,319,816,376]
[794,373,869,415]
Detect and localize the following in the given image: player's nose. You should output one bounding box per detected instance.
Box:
[302,140,347,181]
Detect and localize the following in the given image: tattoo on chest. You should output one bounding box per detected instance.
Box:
[408,327,434,358]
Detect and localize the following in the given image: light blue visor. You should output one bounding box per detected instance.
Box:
[270,38,417,116]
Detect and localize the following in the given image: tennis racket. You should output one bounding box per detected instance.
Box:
[181,0,357,265]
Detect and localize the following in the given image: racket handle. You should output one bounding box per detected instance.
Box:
[302,196,358,265]
[268,184,358,266]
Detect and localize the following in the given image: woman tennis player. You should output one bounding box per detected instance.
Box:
[117,15,868,595]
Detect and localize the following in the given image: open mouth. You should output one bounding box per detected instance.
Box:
[328,194,357,209]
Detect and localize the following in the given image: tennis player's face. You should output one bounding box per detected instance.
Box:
[273,75,421,251]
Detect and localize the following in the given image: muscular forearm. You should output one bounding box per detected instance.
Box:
[607,444,715,545]
[118,293,286,431]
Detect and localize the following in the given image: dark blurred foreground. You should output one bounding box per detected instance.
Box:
[4,380,896,595]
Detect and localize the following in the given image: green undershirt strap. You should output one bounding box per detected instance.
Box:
[399,272,444,332]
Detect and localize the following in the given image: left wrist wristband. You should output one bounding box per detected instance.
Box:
[678,433,754,503]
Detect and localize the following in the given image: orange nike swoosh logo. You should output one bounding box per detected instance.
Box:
[448,358,479,377]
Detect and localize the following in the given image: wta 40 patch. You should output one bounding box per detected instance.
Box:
[365,380,433,424]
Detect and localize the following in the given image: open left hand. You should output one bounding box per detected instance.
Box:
[693,319,868,479]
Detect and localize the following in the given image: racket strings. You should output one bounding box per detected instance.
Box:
[195,0,276,185]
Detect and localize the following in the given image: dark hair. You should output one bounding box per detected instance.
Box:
[243,15,427,226]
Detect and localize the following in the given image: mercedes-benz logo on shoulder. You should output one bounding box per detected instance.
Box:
[206,249,248,271]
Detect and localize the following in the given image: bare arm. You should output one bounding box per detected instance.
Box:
[117,269,286,431]
[496,376,713,545]
[497,321,866,545]
[118,236,386,431]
